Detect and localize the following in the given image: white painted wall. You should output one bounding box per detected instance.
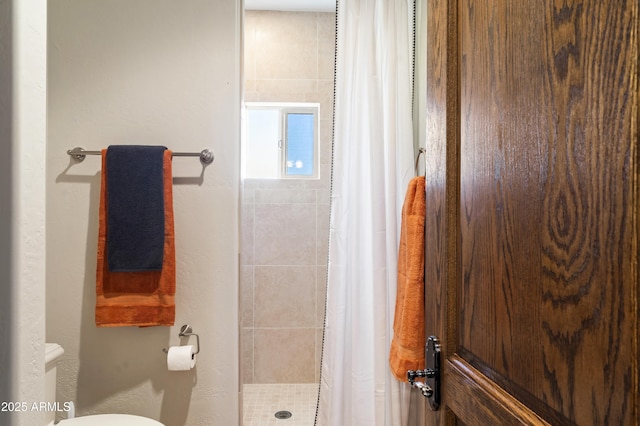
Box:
[46,1,241,425]
[0,0,48,425]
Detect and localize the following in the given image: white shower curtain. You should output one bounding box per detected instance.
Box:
[316,0,416,424]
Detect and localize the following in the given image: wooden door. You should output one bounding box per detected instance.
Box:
[423,1,638,425]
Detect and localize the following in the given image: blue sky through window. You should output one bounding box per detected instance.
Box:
[286,113,315,176]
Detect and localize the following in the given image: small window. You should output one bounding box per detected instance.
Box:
[243,102,319,179]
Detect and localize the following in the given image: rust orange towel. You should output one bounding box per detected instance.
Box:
[95,149,176,327]
[390,176,426,381]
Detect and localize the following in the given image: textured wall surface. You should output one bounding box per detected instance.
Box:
[46,1,241,425]
[0,1,48,425]
[241,10,335,384]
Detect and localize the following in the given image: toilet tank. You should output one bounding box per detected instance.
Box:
[45,343,65,426]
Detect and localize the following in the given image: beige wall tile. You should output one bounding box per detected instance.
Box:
[317,79,334,119]
[252,11,318,80]
[240,266,255,327]
[244,14,257,82]
[244,91,261,102]
[254,203,316,265]
[316,265,328,327]
[255,188,316,204]
[316,189,331,206]
[254,328,316,383]
[319,118,333,165]
[316,204,330,266]
[255,266,317,327]
[242,329,255,384]
[317,12,336,55]
[240,203,254,265]
[254,78,318,101]
[315,328,324,382]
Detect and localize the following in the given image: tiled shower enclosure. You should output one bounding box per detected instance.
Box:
[241,10,336,385]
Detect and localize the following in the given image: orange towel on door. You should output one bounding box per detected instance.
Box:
[95,149,176,327]
[390,176,426,381]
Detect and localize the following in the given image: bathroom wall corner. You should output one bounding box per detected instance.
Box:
[0,0,48,425]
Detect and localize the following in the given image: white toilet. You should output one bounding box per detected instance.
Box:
[45,343,164,426]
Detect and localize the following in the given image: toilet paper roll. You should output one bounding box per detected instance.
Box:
[167,345,197,371]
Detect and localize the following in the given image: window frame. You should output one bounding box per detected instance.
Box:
[244,102,320,180]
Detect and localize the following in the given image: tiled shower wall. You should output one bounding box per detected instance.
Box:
[241,10,336,384]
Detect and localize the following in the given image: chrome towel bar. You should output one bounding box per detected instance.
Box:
[67,147,215,165]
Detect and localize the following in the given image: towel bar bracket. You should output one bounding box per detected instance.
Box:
[68,147,88,162]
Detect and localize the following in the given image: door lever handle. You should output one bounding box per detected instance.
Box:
[407,368,436,381]
[407,372,434,398]
[405,336,441,410]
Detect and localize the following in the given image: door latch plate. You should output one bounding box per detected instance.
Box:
[425,335,441,410]
[406,335,441,410]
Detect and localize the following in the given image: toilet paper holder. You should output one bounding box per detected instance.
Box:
[162,324,201,356]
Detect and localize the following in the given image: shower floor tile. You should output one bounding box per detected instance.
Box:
[243,383,318,426]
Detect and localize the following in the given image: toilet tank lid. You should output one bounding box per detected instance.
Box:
[60,414,164,426]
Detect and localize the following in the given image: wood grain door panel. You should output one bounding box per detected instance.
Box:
[424,1,639,425]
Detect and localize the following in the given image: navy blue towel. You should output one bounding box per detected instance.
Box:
[106,145,167,272]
